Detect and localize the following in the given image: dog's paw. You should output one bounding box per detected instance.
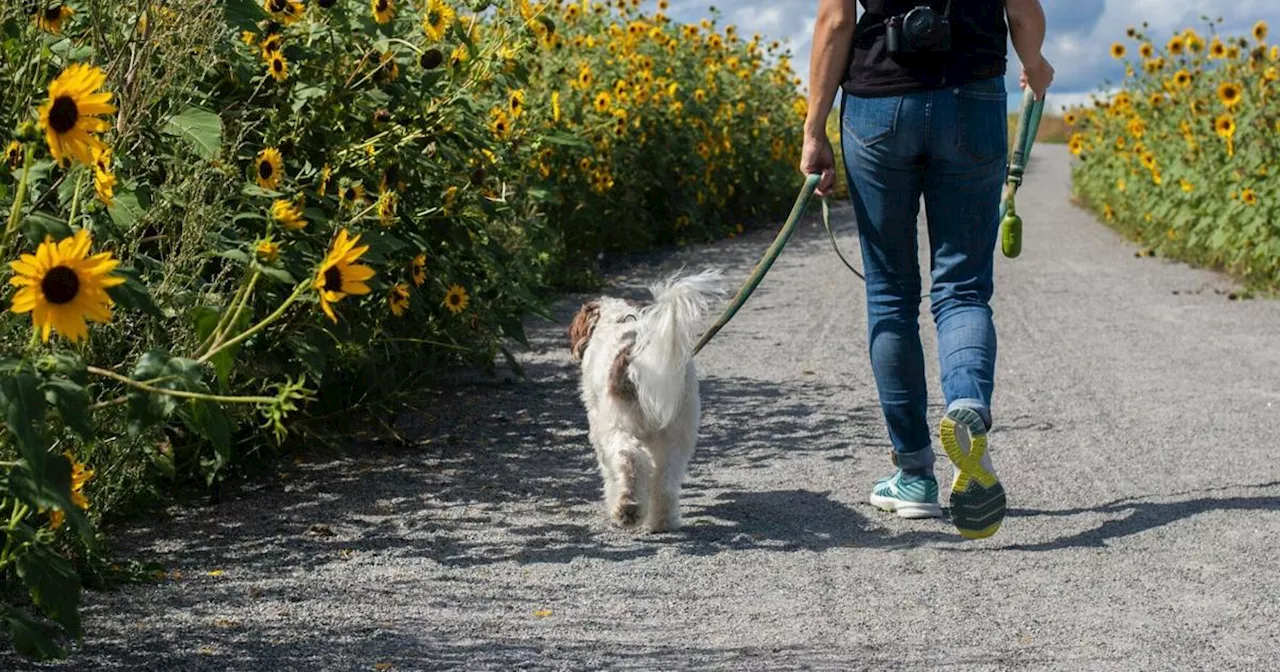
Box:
[610,500,640,528]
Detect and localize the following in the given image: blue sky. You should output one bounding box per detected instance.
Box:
[660,0,1280,112]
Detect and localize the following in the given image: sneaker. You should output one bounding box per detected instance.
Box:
[869,470,942,519]
[939,407,1006,539]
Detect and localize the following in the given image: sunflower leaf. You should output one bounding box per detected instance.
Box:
[105,267,163,319]
[106,190,145,229]
[185,400,232,484]
[224,0,267,33]
[16,545,83,641]
[42,379,93,442]
[21,211,72,244]
[0,371,49,471]
[161,107,223,161]
[2,603,67,661]
[7,458,94,547]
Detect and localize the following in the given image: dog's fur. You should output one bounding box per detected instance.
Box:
[568,269,724,532]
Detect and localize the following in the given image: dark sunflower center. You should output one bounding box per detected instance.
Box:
[449,293,461,306]
[41,266,80,304]
[323,266,343,292]
[273,58,284,72]
[420,48,443,69]
[258,159,274,180]
[44,6,63,21]
[375,0,388,11]
[48,96,79,134]
[268,0,287,11]
[427,10,441,25]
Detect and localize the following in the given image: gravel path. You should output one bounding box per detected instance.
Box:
[11,145,1280,671]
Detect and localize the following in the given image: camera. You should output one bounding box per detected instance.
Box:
[886,5,952,55]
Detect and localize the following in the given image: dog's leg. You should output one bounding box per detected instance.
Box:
[603,433,642,528]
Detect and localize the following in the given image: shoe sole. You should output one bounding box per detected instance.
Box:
[869,493,942,519]
[940,413,1006,540]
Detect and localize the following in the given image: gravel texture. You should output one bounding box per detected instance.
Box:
[7,145,1280,671]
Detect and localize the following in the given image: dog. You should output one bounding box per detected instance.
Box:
[567,268,724,533]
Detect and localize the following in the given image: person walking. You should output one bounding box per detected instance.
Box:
[800,0,1054,539]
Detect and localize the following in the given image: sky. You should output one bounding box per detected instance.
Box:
[660,0,1280,113]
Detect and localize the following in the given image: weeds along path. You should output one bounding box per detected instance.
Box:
[12,145,1280,671]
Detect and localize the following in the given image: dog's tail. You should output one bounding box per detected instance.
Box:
[628,268,725,429]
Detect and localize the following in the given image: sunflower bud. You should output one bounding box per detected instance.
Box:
[15,120,38,142]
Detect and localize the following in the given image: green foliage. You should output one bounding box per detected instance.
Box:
[1066,18,1280,291]
[0,0,804,660]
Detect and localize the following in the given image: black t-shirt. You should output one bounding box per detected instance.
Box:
[842,0,1008,97]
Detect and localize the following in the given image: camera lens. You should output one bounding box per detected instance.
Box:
[905,10,935,37]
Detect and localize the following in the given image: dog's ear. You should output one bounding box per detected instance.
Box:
[568,300,600,361]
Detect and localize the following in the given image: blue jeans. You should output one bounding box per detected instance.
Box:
[838,76,1008,472]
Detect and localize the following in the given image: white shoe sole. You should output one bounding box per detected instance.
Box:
[869,493,943,519]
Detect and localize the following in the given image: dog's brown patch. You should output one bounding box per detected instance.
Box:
[608,343,637,400]
[568,300,600,361]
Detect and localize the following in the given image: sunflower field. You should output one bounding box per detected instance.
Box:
[1065,18,1280,290]
[0,0,804,659]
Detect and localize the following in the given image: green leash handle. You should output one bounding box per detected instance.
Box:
[1000,88,1045,259]
[692,173,820,356]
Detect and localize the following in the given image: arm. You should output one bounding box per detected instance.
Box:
[801,0,857,196]
[1005,0,1054,99]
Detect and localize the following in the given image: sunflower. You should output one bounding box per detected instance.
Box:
[314,229,375,323]
[1242,188,1259,206]
[419,47,444,70]
[255,147,284,190]
[260,32,284,59]
[450,44,470,68]
[1179,179,1194,194]
[371,0,395,24]
[376,52,400,82]
[1138,42,1154,59]
[377,190,397,226]
[388,283,410,317]
[91,146,116,206]
[340,183,366,206]
[422,0,455,41]
[508,89,525,118]
[256,238,280,264]
[1068,135,1085,156]
[268,51,289,82]
[1226,45,1240,60]
[1063,112,1078,126]
[411,253,426,286]
[1217,81,1243,108]
[1209,38,1226,59]
[38,64,116,168]
[443,284,469,314]
[1110,43,1126,59]
[48,451,94,529]
[5,141,23,169]
[1167,36,1186,56]
[271,198,307,231]
[263,0,304,24]
[489,108,513,139]
[8,229,125,343]
[1174,69,1192,88]
[576,64,594,89]
[35,4,74,34]
[1140,153,1157,170]
[1127,117,1145,138]
[593,91,612,113]
[552,90,561,122]
[1214,114,1237,138]
[1255,21,1269,43]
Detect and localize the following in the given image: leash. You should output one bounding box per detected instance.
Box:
[692,88,1046,357]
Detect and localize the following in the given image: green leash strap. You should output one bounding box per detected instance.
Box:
[692,89,1046,356]
[691,173,820,356]
[999,88,1046,258]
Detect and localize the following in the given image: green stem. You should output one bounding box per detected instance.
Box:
[213,270,261,349]
[198,270,259,357]
[85,366,277,405]
[1,146,35,259]
[197,280,309,365]
[67,171,85,229]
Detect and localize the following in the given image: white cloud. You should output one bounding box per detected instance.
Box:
[658,1,1280,112]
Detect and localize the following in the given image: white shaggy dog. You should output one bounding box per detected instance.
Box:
[567,269,724,533]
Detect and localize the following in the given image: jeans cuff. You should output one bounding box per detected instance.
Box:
[947,398,991,431]
[892,445,936,471]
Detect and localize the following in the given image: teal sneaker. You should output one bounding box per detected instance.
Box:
[869,470,942,519]
[940,407,1007,540]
